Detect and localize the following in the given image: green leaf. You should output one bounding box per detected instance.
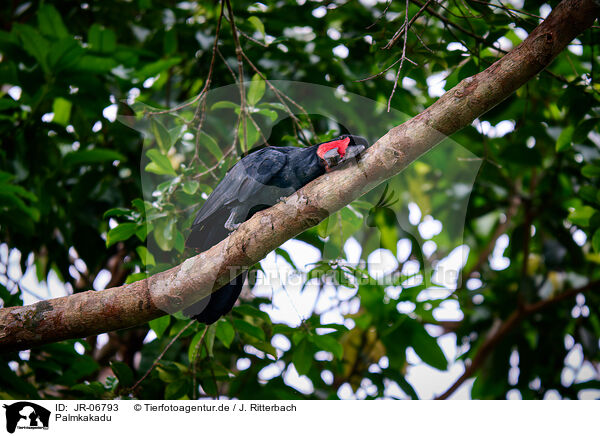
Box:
[199,132,223,161]
[188,327,207,363]
[579,186,599,204]
[397,376,419,399]
[106,222,137,247]
[103,208,133,219]
[71,382,105,398]
[136,246,156,266]
[573,117,600,143]
[206,324,216,357]
[52,97,72,126]
[165,379,188,399]
[0,99,20,111]
[151,118,174,153]
[0,188,39,222]
[0,182,37,202]
[38,5,69,39]
[145,149,176,176]
[110,361,134,387]
[13,24,50,72]
[310,334,343,360]
[256,108,278,121]
[64,148,126,166]
[156,361,183,383]
[174,229,185,253]
[182,180,200,195]
[169,126,183,148]
[408,319,448,371]
[275,248,298,269]
[149,315,171,338]
[211,101,240,110]
[0,170,14,183]
[164,29,178,55]
[216,319,235,348]
[125,272,147,284]
[582,165,600,178]
[88,24,117,53]
[233,304,271,324]
[556,126,574,152]
[259,102,287,112]
[248,338,278,360]
[247,74,266,106]
[292,338,312,376]
[568,206,595,227]
[47,38,85,72]
[238,120,260,151]
[73,55,117,73]
[248,17,265,38]
[305,264,331,283]
[136,57,182,80]
[136,223,150,242]
[153,216,176,251]
[592,229,600,253]
[232,319,265,341]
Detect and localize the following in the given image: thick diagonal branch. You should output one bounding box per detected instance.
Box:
[0,0,597,352]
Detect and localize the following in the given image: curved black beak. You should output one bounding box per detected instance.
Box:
[340,135,369,163]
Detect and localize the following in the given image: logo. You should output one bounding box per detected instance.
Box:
[2,402,50,434]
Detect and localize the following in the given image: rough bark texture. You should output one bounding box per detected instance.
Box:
[1,0,598,352]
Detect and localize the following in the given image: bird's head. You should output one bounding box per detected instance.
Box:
[316,134,369,170]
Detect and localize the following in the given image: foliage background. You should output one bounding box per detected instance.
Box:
[1,0,599,399]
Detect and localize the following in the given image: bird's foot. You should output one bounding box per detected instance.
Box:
[225,222,241,232]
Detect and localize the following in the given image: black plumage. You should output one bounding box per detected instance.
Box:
[184,134,369,324]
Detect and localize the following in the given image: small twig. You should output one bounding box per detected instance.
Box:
[410,26,434,53]
[383,0,434,49]
[468,0,547,22]
[366,0,393,29]
[223,13,268,47]
[216,47,238,82]
[225,0,247,153]
[131,320,195,392]
[191,326,208,400]
[192,0,226,167]
[387,0,411,112]
[193,145,236,179]
[146,2,225,118]
[247,113,271,147]
[241,51,316,144]
[354,56,417,83]
[207,341,220,398]
[455,0,485,19]
[410,0,483,41]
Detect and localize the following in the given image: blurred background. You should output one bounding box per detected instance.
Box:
[0,0,599,400]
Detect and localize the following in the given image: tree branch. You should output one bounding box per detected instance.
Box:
[0,0,597,352]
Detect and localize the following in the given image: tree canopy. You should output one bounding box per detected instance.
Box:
[1,0,599,400]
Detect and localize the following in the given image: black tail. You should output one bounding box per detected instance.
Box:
[182,271,247,324]
[184,209,245,324]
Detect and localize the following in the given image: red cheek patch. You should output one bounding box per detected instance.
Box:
[317,137,350,159]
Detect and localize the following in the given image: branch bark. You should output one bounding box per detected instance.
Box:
[1,0,598,352]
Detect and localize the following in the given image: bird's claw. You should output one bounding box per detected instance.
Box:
[225,222,241,232]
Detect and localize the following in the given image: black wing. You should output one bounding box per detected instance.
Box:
[192,148,288,226]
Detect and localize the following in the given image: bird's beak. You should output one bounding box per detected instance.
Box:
[323,148,341,167]
[341,144,365,162]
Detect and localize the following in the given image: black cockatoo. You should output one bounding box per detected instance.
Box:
[184,134,369,324]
